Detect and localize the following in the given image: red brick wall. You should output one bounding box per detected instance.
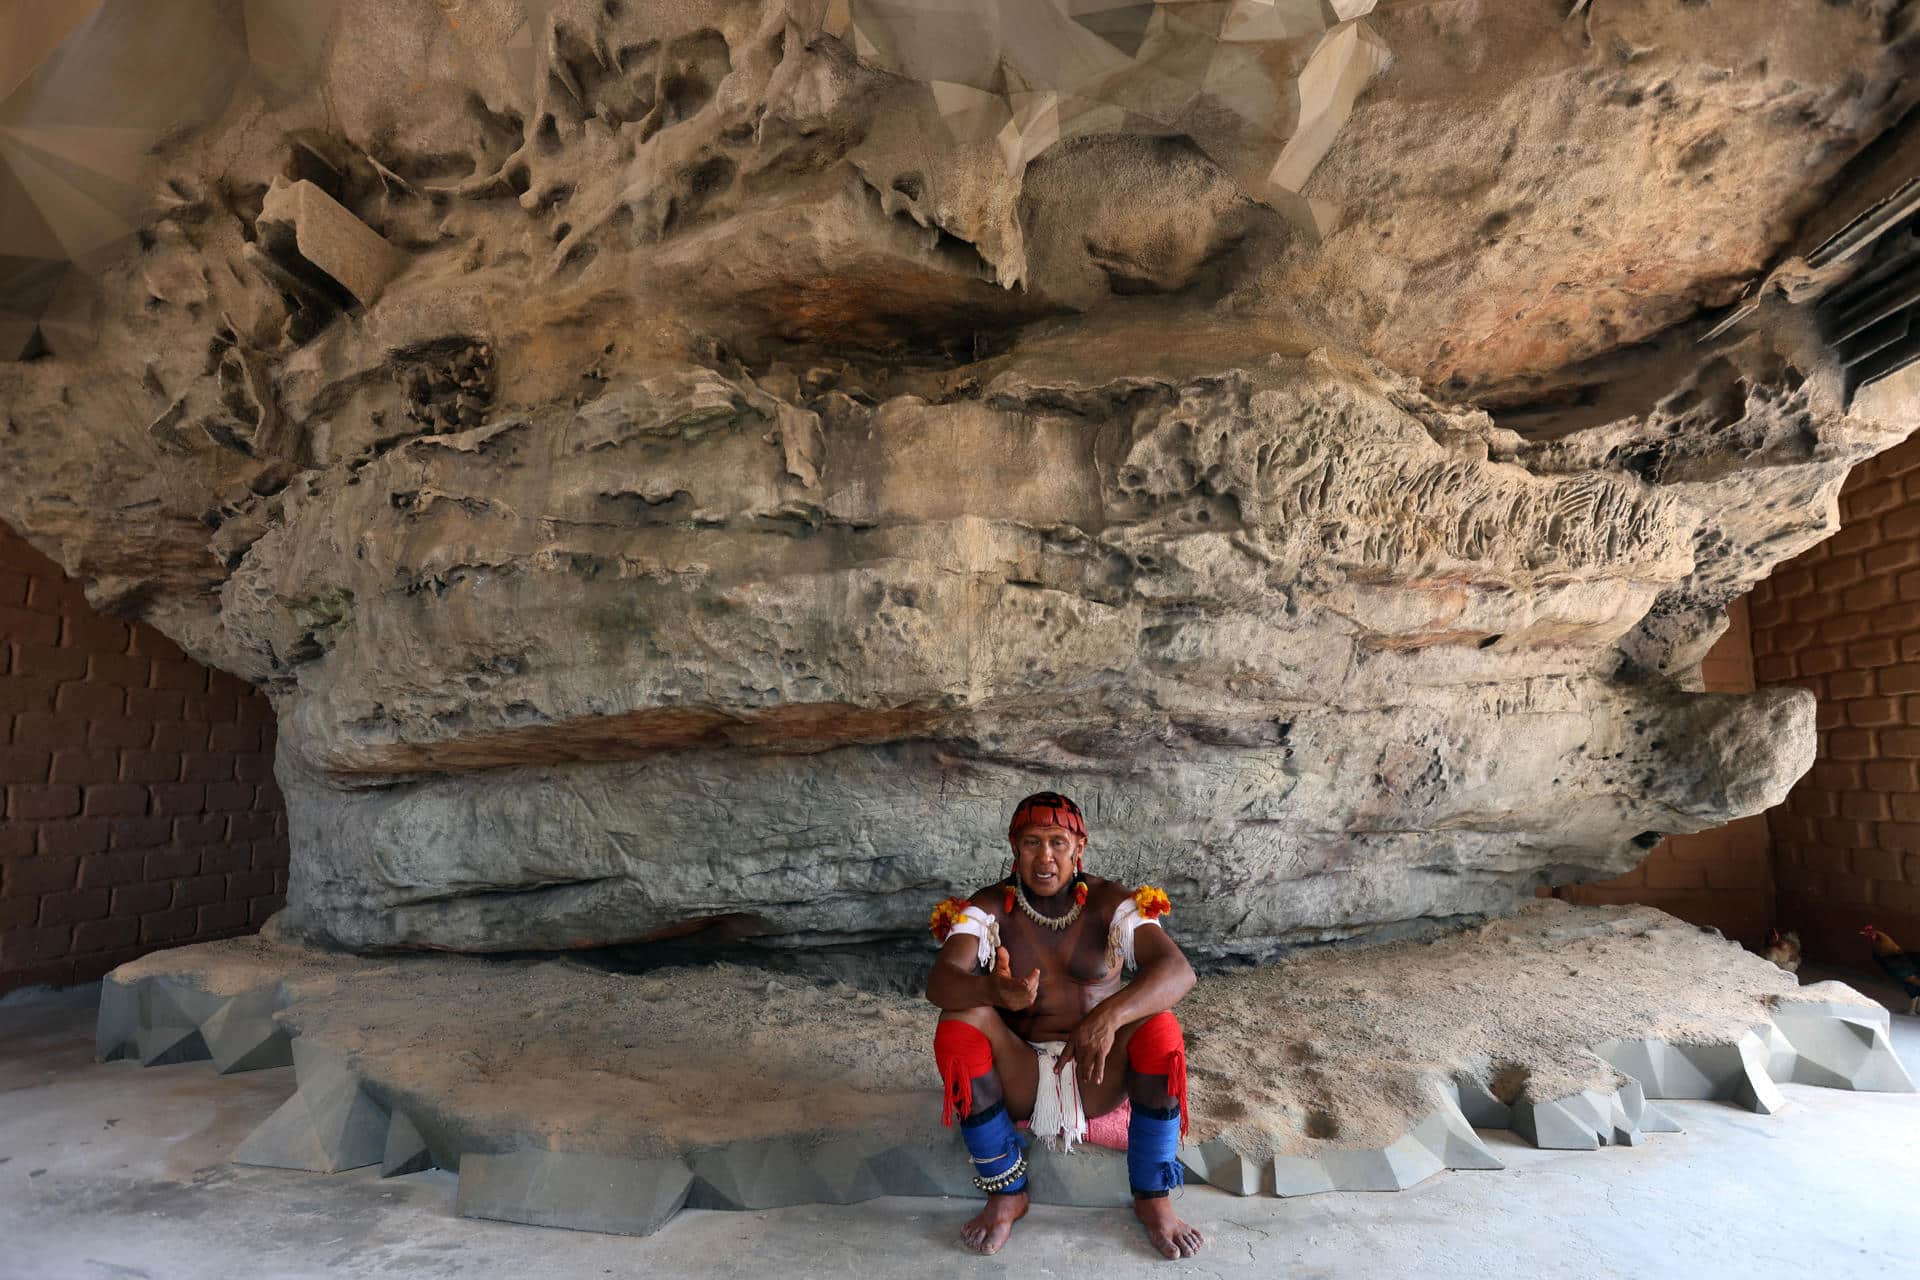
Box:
[1,522,287,996]
[1554,597,1775,947]
[1748,431,1920,966]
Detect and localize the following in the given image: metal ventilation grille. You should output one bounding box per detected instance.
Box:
[1818,193,1920,406]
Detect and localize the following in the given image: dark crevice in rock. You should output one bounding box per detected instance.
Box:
[325,702,952,776]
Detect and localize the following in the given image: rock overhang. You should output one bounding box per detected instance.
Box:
[0,0,1915,956]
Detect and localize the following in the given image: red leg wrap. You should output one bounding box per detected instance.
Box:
[934,1020,994,1127]
[1127,1011,1189,1137]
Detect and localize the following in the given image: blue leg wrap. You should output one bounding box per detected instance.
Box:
[1127,1103,1185,1198]
[960,1100,1028,1194]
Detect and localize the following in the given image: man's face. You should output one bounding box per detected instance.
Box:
[1012,824,1084,898]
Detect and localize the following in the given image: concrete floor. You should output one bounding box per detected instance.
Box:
[0,980,1912,1280]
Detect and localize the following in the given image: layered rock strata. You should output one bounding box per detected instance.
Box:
[2,0,1917,954]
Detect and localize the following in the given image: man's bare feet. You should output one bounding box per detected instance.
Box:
[960,1191,1029,1255]
[1133,1195,1204,1259]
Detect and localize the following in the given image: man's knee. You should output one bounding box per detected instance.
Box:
[935,1017,1000,1126]
[934,1013,997,1081]
[1126,1011,1184,1076]
[1125,1011,1189,1134]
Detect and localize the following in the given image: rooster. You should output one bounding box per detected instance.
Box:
[1764,929,1802,974]
[1862,925,1920,1015]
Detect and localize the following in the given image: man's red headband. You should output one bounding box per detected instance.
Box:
[1008,792,1087,842]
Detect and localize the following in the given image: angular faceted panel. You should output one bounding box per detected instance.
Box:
[834,0,1381,201]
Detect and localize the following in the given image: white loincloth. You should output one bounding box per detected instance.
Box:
[1027,1040,1088,1153]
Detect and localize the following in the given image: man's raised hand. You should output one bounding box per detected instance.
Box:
[991,945,1041,1011]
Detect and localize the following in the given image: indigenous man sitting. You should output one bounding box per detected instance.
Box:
[926,791,1205,1260]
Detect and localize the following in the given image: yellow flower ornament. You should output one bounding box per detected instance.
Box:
[1134,885,1172,921]
[930,896,972,942]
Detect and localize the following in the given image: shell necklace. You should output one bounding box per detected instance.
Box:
[1014,880,1082,931]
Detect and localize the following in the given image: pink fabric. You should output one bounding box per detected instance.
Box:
[1022,1099,1130,1149]
[1086,1100,1131,1150]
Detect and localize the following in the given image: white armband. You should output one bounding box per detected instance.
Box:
[943,905,1001,971]
[1106,898,1164,972]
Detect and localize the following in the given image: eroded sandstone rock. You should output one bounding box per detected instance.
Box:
[0,0,1914,955]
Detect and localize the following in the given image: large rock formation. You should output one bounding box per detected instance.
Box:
[2,0,1916,957]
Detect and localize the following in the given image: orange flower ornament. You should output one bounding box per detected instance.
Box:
[1133,885,1172,921]
[930,896,972,943]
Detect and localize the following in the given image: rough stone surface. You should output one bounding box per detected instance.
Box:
[93,905,1920,1220]
[1285,1,1920,392]
[2,1,1918,956]
[97,903,1916,1229]
[10,988,1919,1275]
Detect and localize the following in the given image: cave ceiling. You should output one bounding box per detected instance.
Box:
[1,0,1917,956]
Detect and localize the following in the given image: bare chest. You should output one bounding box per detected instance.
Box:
[998,909,1118,987]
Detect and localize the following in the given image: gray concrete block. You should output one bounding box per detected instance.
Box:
[684,1129,1148,1212]
[1589,1087,1634,1144]
[1196,1089,1494,1201]
[1317,1139,1442,1193]
[1512,1094,1602,1150]
[1592,1039,1707,1098]
[456,1151,693,1236]
[680,1114,986,1210]
[1510,1076,1672,1151]
[1184,1138,1265,1196]
[137,1023,210,1068]
[862,1140,977,1200]
[1410,1100,1503,1171]
[1636,1101,1682,1134]
[1609,1077,1679,1135]
[807,1133,888,1204]
[1596,1031,1783,1114]
[233,1084,387,1173]
[145,978,223,1029]
[694,1130,966,1209]
[95,978,140,1063]
[233,1042,388,1173]
[381,1110,435,1178]
[1451,1073,1514,1129]
[1023,1143,1132,1207]
[1756,1020,1799,1081]
[1270,1155,1335,1198]
[199,991,292,1075]
[1771,1000,1915,1094]
[131,978,219,1068]
[1728,1032,1788,1115]
[1378,1133,1448,1187]
[687,1138,837,1209]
